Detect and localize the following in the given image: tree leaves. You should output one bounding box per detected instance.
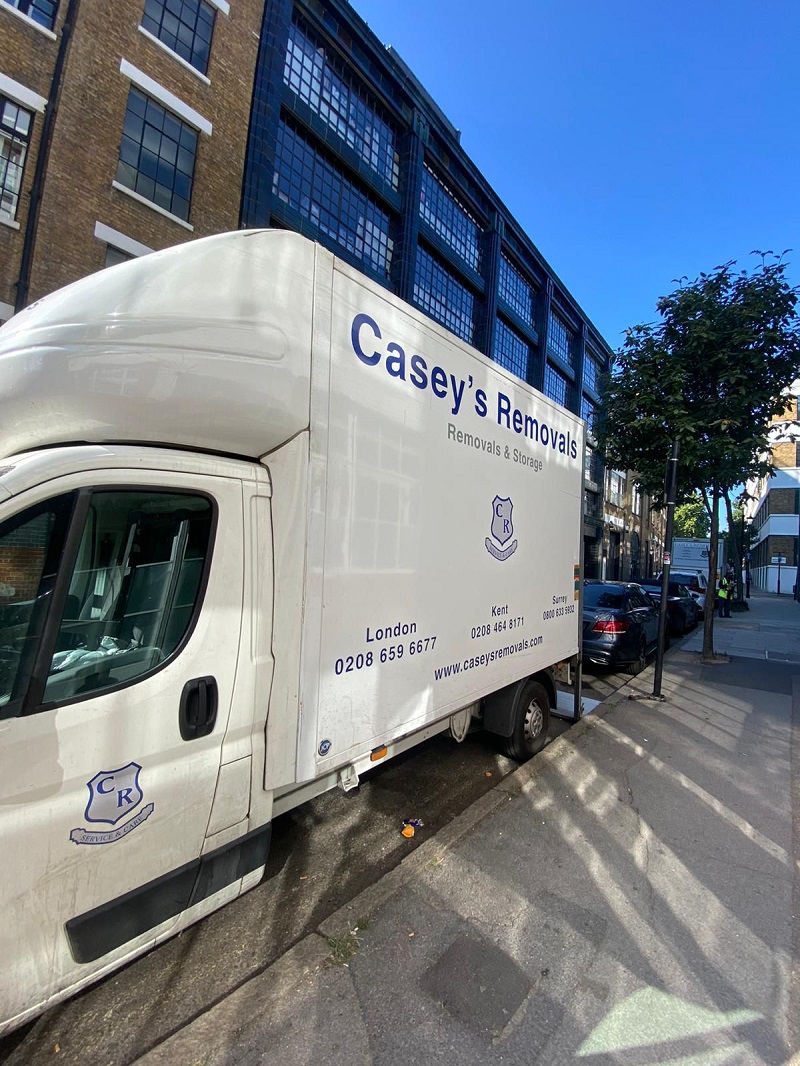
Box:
[599,254,800,506]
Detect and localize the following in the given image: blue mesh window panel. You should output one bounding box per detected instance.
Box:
[272,119,393,279]
[583,354,600,394]
[0,96,32,223]
[283,21,399,190]
[419,166,480,271]
[115,88,197,221]
[494,318,529,381]
[141,0,215,75]
[414,246,474,344]
[581,395,597,434]
[5,0,57,29]
[498,254,535,328]
[548,313,576,370]
[544,364,570,408]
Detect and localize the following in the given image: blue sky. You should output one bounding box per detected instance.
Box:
[349,0,799,351]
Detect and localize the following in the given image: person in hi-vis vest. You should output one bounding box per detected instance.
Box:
[717,574,731,618]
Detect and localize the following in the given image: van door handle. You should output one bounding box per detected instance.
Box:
[179,676,218,740]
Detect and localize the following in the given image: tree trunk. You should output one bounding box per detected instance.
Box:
[702,485,720,659]
[724,491,743,601]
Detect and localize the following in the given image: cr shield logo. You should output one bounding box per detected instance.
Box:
[85,763,143,824]
[70,762,154,846]
[486,495,518,561]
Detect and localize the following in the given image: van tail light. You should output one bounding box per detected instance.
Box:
[592,619,629,634]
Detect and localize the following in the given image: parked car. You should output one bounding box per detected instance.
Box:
[639,580,699,635]
[582,580,664,675]
[657,569,709,619]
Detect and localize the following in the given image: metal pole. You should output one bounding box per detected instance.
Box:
[573,487,586,722]
[653,441,679,698]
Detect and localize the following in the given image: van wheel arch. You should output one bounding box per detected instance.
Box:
[482,672,553,762]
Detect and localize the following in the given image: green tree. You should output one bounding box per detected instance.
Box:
[599,254,800,659]
[673,493,711,539]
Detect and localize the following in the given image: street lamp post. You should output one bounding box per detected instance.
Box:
[653,441,679,699]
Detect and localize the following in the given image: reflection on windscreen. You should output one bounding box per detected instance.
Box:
[0,491,212,710]
[0,507,60,710]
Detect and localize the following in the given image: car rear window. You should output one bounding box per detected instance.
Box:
[583,586,625,609]
[671,573,701,589]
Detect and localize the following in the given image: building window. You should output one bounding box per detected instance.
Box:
[493,318,529,381]
[116,88,197,221]
[544,364,570,408]
[548,312,576,370]
[284,20,399,190]
[3,0,57,30]
[414,246,474,344]
[105,246,134,268]
[583,353,600,394]
[581,395,597,435]
[0,96,32,223]
[141,0,215,76]
[584,446,602,486]
[273,118,393,279]
[498,254,535,329]
[608,469,626,508]
[419,166,480,272]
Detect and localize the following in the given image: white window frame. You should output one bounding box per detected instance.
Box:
[93,222,154,258]
[118,60,212,136]
[0,72,47,114]
[138,26,212,86]
[0,1,57,39]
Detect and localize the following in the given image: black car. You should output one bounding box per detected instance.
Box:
[638,580,699,635]
[582,580,663,675]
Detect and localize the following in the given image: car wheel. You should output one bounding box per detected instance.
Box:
[626,637,647,676]
[631,631,648,673]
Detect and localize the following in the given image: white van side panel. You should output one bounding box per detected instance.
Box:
[293,260,584,781]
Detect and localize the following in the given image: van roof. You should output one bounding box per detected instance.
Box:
[0,230,319,461]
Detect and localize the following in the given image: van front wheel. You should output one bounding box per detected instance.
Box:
[500,679,550,762]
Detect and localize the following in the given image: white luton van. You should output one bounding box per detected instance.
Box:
[0,230,584,1033]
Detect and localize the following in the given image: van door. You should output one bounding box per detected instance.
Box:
[0,467,245,1030]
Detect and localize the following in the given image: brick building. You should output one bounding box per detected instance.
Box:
[0,0,262,322]
[745,388,800,594]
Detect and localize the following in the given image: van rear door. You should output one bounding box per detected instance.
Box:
[0,457,246,1032]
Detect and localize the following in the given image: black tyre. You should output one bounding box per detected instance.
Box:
[626,637,647,676]
[499,679,550,761]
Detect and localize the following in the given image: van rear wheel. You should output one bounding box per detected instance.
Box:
[499,679,550,761]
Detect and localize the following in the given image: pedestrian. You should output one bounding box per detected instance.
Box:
[717,574,731,618]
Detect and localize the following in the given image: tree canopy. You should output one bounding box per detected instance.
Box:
[673,493,711,539]
[599,254,800,505]
[598,254,800,656]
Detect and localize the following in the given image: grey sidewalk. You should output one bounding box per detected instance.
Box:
[138,591,800,1066]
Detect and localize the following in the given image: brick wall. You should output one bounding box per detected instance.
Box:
[4,0,264,308]
[770,488,798,515]
[0,3,64,312]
